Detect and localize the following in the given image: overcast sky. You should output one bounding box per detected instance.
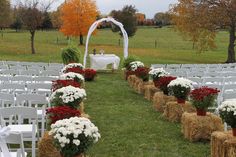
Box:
[11,0,178,18]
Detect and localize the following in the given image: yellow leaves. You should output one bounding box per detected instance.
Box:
[59,0,99,37]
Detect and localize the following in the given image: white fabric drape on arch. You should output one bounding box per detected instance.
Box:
[83,17,129,67]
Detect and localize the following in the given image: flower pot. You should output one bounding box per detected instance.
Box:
[153,80,160,88]
[177,99,186,104]
[196,109,207,116]
[232,128,236,136]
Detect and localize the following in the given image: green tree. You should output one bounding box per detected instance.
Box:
[10,16,22,32]
[154,12,171,26]
[110,5,137,37]
[41,12,53,30]
[0,0,11,29]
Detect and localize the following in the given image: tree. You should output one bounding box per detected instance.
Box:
[19,3,43,54]
[50,9,62,29]
[136,13,146,26]
[10,16,23,32]
[0,0,11,29]
[110,5,138,37]
[41,12,53,30]
[59,0,99,45]
[171,0,236,63]
[154,12,171,26]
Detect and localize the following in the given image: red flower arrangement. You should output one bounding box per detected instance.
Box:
[190,86,220,116]
[84,68,97,81]
[156,76,177,95]
[125,70,135,80]
[65,67,85,74]
[52,80,81,91]
[135,67,149,82]
[46,106,81,125]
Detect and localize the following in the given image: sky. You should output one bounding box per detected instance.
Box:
[11,0,178,18]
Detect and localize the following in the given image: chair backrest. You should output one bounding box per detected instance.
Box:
[0,93,15,107]
[0,70,19,76]
[26,83,52,94]
[202,77,224,85]
[0,76,9,83]
[150,64,166,69]
[224,77,236,84]
[40,70,59,76]
[0,83,26,94]
[10,75,33,84]
[34,76,56,83]
[19,70,39,76]
[223,92,236,101]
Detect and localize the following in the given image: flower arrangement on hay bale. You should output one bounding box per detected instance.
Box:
[218,100,236,136]
[50,86,86,109]
[190,86,219,116]
[84,69,97,81]
[149,68,169,87]
[49,117,101,157]
[135,67,150,82]
[128,61,144,72]
[60,72,85,84]
[62,63,84,74]
[168,78,194,104]
[52,80,81,92]
[123,56,140,80]
[156,76,176,95]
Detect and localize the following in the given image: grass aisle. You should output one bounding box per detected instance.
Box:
[85,72,210,157]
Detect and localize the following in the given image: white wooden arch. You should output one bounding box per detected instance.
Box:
[83,17,129,67]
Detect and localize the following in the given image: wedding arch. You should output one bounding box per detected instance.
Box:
[83,17,129,67]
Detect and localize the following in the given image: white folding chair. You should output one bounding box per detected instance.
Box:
[202,77,224,85]
[10,76,33,84]
[150,64,166,69]
[0,93,15,107]
[26,83,52,95]
[0,83,26,94]
[188,77,203,88]
[19,70,39,76]
[40,70,59,76]
[34,76,56,83]
[0,107,38,157]
[0,70,19,76]
[224,77,236,85]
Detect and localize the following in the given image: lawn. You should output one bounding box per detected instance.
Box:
[0,27,230,65]
[0,27,229,156]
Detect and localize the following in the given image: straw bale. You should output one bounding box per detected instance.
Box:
[137,81,153,94]
[153,92,176,112]
[144,85,160,101]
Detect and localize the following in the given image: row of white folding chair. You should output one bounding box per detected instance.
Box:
[0,69,60,76]
[3,61,63,67]
[0,75,58,83]
[0,107,39,157]
[0,130,26,157]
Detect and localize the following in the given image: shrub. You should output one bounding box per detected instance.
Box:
[61,46,80,64]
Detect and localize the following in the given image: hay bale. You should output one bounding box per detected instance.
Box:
[127,75,135,87]
[181,112,224,142]
[134,78,143,92]
[153,92,176,112]
[163,101,196,122]
[38,132,61,157]
[144,85,159,101]
[137,81,153,94]
[211,131,236,157]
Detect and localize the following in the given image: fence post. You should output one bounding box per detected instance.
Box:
[155,40,157,48]
[56,37,59,44]
[118,39,120,46]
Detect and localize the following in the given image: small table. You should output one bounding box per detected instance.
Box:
[89,54,120,70]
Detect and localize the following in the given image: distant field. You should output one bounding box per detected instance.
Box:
[0,27,229,65]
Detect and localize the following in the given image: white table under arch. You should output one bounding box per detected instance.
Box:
[83,17,129,68]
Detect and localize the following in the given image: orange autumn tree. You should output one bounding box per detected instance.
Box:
[60,0,99,45]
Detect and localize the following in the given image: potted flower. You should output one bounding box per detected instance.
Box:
[128,61,144,72]
[61,46,80,65]
[46,106,81,125]
[149,68,169,87]
[60,72,85,85]
[156,76,177,95]
[52,80,81,92]
[218,100,236,136]
[167,78,193,104]
[190,86,219,116]
[49,117,101,157]
[84,69,97,81]
[50,86,86,109]
[135,67,150,82]
[123,56,139,80]
[62,63,84,74]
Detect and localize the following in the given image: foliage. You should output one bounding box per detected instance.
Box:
[135,67,150,82]
[84,69,97,81]
[10,17,23,32]
[156,76,176,95]
[218,100,236,128]
[171,0,236,63]
[154,12,171,26]
[41,12,53,30]
[110,5,138,37]
[50,9,62,29]
[190,87,219,110]
[0,0,11,29]
[123,55,140,70]
[61,46,81,64]
[60,0,99,45]
[49,117,100,157]
[149,68,169,81]
[50,85,86,109]
[46,106,81,125]
[168,78,193,100]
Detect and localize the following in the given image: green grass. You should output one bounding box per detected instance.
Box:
[85,72,210,157]
[0,27,230,65]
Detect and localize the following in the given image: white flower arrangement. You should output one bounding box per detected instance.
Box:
[61,63,84,73]
[218,100,236,116]
[60,72,84,83]
[149,68,169,80]
[129,61,144,71]
[50,85,86,108]
[49,117,100,156]
[168,77,194,89]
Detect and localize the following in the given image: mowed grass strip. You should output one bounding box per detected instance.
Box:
[0,27,229,65]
